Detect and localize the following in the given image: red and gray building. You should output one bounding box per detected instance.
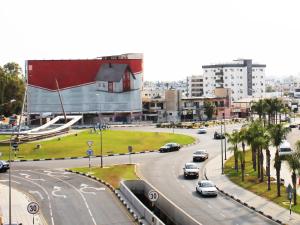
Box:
[26,53,143,124]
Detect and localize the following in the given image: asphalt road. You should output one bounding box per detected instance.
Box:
[4,124,278,225]
[0,167,136,225]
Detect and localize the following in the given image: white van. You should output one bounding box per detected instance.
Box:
[279,140,292,156]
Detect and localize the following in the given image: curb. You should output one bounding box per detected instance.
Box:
[66,169,144,224]
[9,140,198,163]
[204,170,284,225]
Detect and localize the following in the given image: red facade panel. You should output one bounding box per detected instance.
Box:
[27,59,142,91]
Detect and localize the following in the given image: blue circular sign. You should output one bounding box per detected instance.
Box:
[86,149,93,156]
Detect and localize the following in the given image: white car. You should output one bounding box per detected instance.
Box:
[198,127,207,134]
[193,150,209,162]
[183,162,199,178]
[196,180,218,196]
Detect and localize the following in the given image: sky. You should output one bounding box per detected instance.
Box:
[1,0,300,81]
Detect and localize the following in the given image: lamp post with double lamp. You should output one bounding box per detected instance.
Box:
[95,94,104,169]
[1,99,17,225]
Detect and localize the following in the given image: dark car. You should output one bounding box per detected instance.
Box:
[214,131,225,139]
[159,143,181,152]
[0,160,9,172]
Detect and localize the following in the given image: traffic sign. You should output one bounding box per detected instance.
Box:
[12,142,18,149]
[27,202,39,214]
[148,190,159,202]
[86,149,93,156]
[87,141,93,147]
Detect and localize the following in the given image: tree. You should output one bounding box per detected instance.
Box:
[226,130,240,172]
[251,99,267,125]
[286,151,300,205]
[269,123,290,197]
[238,127,248,182]
[0,62,25,116]
[203,101,215,120]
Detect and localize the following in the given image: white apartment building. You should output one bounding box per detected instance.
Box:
[202,59,266,102]
[187,75,204,97]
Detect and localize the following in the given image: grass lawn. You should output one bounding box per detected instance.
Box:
[70,164,138,188]
[0,130,195,160]
[0,135,10,141]
[225,150,300,214]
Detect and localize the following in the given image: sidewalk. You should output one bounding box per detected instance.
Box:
[205,154,300,225]
[0,184,44,225]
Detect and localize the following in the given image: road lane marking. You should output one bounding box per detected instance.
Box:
[80,183,105,195]
[43,170,70,178]
[30,171,98,225]
[220,213,226,218]
[11,174,55,225]
[19,173,45,181]
[0,179,21,184]
[52,186,67,198]
[29,190,44,200]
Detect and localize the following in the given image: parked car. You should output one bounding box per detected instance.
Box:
[193,150,209,162]
[159,143,181,152]
[196,180,218,197]
[0,160,9,172]
[197,127,207,134]
[183,162,199,178]
[214,131,225,139]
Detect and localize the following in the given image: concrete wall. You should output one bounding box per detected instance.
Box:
[121,180,201,225]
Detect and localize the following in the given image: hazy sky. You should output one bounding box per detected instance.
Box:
[1,0,300,81]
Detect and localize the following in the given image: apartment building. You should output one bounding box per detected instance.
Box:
[202,59,266,102]
[187,75,204,97]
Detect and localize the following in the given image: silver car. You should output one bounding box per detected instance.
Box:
[196,180,218,197]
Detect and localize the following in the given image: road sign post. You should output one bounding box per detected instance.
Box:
[128,146,133,164]
[27,202,39,225]
[287,184,293,215]
[86,149,94,169]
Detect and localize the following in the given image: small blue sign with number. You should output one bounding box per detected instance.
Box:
[86,149,93,156]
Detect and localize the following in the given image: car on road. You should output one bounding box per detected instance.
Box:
[279,140,293,156]
[193,150,208,162]
[0,160,9,172]
[159,143,181,152]
[197,127,207,134]
[183,162,199,178]
[214,131,225,139]
[196,180,218,197]
[289,123,298,128]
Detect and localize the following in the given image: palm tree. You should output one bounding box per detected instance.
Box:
[239,127,248,182]
[226,130,240,172]
[286,151,300,205]
[251,99,267,123]
[269,123,290,197]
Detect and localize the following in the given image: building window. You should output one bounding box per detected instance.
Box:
[240,69,242,72]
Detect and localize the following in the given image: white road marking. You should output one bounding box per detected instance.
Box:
[19,173,45,181]
[12,174,55,225]
[43,170,70,178]
[29,190,44,200]
[208,204,212,208]
[0,179,21,184]
[80,183,105,195]
[52,186,67,198]
[31,171,98,225]
[220,213,226,218]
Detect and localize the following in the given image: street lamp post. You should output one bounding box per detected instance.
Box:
[223,114,227,160]
[220,117,224,175]
[4,99,16,225]
[100,125,103,168]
